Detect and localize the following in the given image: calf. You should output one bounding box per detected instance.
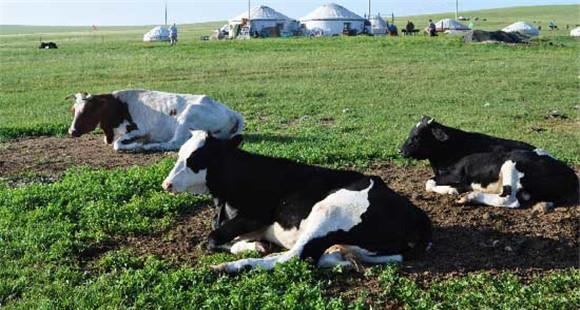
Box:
[163,131,432,273]
[400,116,578,207]
[400,116,535,175]
[67,89,244,152]
[430,150,579,208]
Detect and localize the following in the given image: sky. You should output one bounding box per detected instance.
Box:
[0,0,578,26]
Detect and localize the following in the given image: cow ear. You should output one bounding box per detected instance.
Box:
[229,135,243,148]
[432,127,449,142]
[421,115,434,125]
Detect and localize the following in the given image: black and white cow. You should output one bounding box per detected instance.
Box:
[431,150,578,208]
[67,89,244,152]
[401,116,579,208]
[163,131,432,273]
[39,42,58,49]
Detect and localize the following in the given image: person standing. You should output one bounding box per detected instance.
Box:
[169,23,178,46]
[427,19,437,36]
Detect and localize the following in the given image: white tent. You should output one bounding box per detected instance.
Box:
[143,26,170,42]
[502,21,540,37]
[300,3,367,36]
[570,27,580,37]
[229,5,298,38]
[369,15,388,35]
[435,19,469,32]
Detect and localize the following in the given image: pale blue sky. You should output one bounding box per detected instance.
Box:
[0,0,578,26]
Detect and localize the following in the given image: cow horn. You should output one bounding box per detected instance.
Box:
[64,93,76,100]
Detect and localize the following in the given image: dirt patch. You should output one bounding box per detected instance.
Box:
[123,205,215,265]
[0,135,172,181]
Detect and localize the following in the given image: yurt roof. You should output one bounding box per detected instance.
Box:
[300,3,365,21]
[435,18,469,30]
[231,5,293,22]
[502,21,540,36]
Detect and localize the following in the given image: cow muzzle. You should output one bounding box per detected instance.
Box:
[69,128,81,137]
[162,180,174,193]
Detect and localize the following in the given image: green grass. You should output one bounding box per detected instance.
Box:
[1,4,579,309]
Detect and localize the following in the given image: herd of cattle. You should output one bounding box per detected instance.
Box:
[67,89,579,273]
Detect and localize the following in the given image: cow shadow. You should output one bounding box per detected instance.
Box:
[404,225,577,275]
[243,133,323,145]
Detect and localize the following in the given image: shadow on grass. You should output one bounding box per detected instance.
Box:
[404,225,577,276]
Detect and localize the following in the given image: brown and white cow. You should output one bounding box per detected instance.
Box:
[67,89,244,152]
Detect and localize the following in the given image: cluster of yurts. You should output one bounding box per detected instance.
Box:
[143,3,580,42]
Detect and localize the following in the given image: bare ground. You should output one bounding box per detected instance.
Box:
[1,136,578,300]
[0,135,171,184]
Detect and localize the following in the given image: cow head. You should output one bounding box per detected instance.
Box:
[400,116,449,159]
[67,92,104,138]
[162,131,243,195]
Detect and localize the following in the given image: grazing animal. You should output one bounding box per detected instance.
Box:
[400,116,535,176]
[430,150,579,208]
[67,90,244,152]
[400,116,578,208]
[39,42,58,49]
[163,131,432,273]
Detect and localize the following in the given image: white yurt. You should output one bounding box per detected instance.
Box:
[300,3,367,36]
[571,27,580,37]
[502,21,540,37]
[435,19,470,32]
[369,14,388,35]
[229,5,298,38]
[143,26,170,42]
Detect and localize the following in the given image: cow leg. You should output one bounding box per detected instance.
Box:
[458,160,522,208]
[317,245,402,271]
[142,125,191,152]
[112,130,147,151]
[425,179,460,195]
[228,240,270,255]
[207,216,267,251]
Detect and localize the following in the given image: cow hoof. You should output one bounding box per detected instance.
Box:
[456,195,469,204]
[425,179,437,192]
[210,263,228,273]
[255,242,270,254]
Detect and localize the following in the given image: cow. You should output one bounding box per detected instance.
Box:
[400,116,536,176]
[67,89,244,152]
[162,131,432,273]
[39,42,58,49]
[428,150,579,208]
[400,116,578,208]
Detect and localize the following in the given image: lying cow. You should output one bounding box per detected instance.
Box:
[163,131,432,273]
[67,89,244,152]
[429,150,579,208]
[39,42,58,49]
[401,116,579,207]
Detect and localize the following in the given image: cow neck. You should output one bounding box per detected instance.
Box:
[204,148,240,201]
[96,94,137,143]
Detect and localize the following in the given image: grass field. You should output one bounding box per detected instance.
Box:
[0,5,579,309]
